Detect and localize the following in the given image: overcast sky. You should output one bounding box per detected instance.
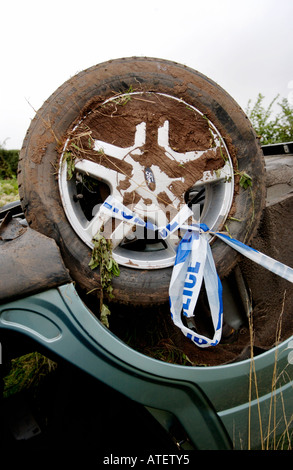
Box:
[1,0,293,150]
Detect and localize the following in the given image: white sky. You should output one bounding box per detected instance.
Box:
[1,0,293,149]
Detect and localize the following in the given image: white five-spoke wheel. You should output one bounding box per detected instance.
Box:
[59,92,234,270]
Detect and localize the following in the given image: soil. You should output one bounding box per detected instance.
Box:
[66,92,227,209]
[239,196,293,352]
[106,295,252,367]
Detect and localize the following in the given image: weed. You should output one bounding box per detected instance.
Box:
[3,352,57,399]
[143,338,194,366]
[61,126,95,180]
[238,171,252,190]
[88,231,120,327]
[247,291,293,450]
[63,151,75,180]
[112,85,134,106]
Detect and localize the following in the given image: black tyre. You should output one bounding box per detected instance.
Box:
[18,57,265,307]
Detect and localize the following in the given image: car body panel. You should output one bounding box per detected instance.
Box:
[1,281,292,449]
[1,143,293,449]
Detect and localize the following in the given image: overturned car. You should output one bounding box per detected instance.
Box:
[1,58,293,450]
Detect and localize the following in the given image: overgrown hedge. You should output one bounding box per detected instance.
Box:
[0,148,19,179]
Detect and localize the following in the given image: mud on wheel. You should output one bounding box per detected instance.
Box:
[18,57,265,307]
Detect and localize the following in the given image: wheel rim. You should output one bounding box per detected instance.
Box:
[58,91,234,269]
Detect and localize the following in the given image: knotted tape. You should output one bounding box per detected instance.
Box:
[99,195,293,348]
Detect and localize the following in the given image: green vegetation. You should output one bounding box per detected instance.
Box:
[247,295,293,450]
[88,232,120,327]
[0,146,19,179]
[0,146,19,207]
[246,94,293,145]
[3,352,57,399]
[0,146,58,407]
[0,177,19,207]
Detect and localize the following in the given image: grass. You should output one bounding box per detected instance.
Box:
[140,337,193,366]
[0,177,19,207]
[3,352,57,399]
[247,291,293,450]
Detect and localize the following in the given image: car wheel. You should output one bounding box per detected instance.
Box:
[18,57,265,306]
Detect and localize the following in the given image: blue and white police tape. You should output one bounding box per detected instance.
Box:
[169,228,223,347]
[197,224,293,284]
[172,221,293,285]
[101,194,193,239]
[99,196,293,347]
